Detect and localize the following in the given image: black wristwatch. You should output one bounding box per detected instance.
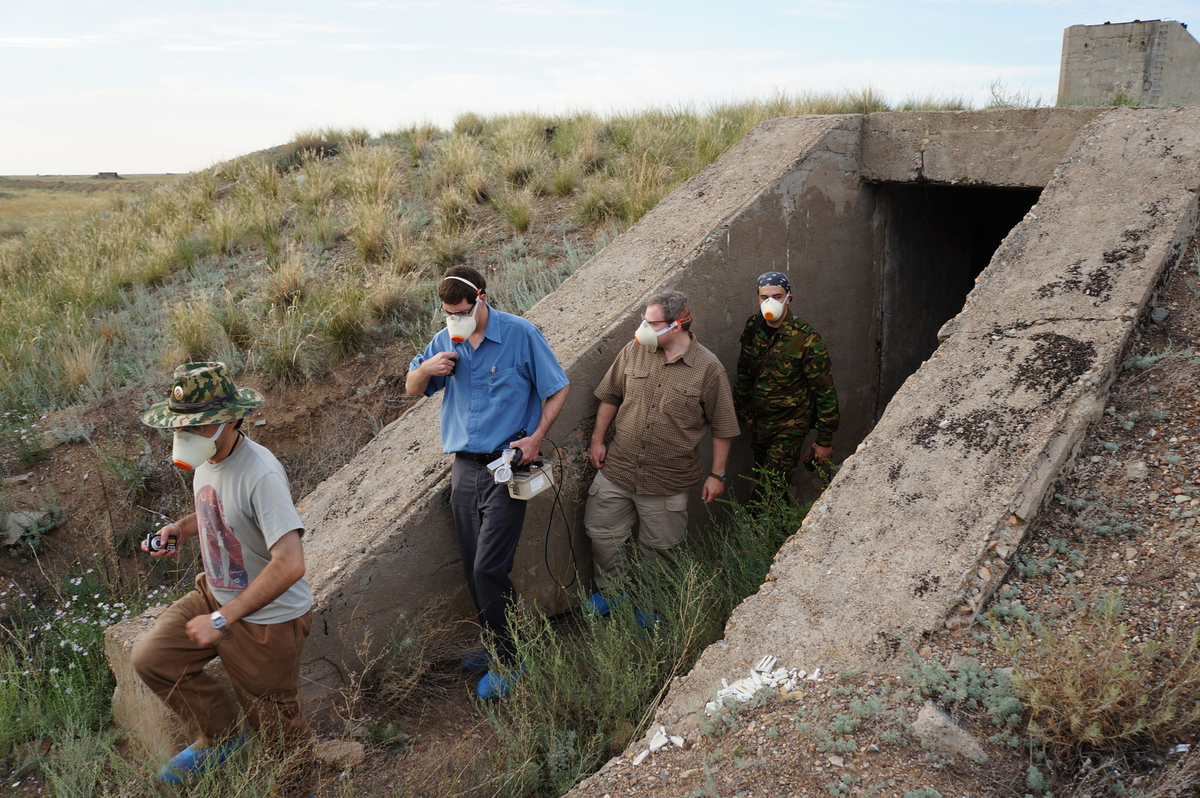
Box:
[709,472,727,482]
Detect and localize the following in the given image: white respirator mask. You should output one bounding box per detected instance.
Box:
[172,422,226,471]
[760,292,790,323]
[634,318,678,350]
[442,275,484,344]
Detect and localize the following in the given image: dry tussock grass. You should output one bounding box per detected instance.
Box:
[261,251,312,308]
[165,298,228,365]
[338,142,399,205]
[999,594,1200,757]
[347,200,394,264]
[1,90,995,414]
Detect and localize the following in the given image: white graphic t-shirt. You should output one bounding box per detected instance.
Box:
[193,436,312,624]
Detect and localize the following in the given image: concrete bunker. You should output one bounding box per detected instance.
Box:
[106,107,1200,759]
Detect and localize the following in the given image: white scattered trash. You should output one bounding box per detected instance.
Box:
[754,655,778,673]
[631,656,830,767]
[703,657,823,715]
[1170,743,1191,755]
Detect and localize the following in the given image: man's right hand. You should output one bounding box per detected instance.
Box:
[420,351,459,377]
[588,440,606,470]
[142,523,180,558]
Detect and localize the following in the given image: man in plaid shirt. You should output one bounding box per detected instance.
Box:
[584,290,739,615]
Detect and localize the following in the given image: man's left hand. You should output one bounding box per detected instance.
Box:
[185,614,226,647]
[509,433,544,466]
[701,476,725,504]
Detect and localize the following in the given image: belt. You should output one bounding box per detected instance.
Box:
[456,451,502,465]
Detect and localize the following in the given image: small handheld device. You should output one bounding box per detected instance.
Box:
[145,531,178,554]
[508,462,554,500]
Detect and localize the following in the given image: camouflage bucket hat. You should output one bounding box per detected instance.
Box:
[141,362,264,429]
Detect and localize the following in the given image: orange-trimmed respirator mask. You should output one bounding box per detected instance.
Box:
[172,422,226,471]
[634,305,692,351]
[760,292,790,322]
[443,275,483,343]
[757,271,792,323]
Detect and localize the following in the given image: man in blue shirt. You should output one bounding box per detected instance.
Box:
[406,266,569,698]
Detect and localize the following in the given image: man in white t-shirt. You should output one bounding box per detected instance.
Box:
[132,362,313,786]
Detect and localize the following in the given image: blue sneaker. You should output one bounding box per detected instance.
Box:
[157,734,246,783]
[476,666,522,699]
[586,592,612,615]
[636,607,660,629]
[461,649,490,673]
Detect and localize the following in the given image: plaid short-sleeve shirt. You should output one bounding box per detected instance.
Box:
[594,336,739,495]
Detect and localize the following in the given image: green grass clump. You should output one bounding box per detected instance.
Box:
[483,485,808,797]
[252,303,327,384]
[493,189,535,233]
[0,569,173,762]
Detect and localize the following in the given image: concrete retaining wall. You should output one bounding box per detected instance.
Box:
[107,107,1145,741]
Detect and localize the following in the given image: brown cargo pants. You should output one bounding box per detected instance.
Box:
[131,573,312,744]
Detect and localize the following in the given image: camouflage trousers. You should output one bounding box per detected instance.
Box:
[750,422,811,494]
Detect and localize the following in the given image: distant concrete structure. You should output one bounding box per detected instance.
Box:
[1058,19,1200,106]
[96,172,121,179]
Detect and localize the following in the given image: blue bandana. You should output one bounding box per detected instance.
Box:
[757,271,791,295]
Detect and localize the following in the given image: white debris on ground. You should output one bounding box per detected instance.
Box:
[626,656,823,766]
[703,656,821,716]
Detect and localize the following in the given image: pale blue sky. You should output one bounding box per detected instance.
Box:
[1,1,1194,175]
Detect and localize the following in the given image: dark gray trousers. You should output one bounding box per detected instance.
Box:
[450,456,527,663]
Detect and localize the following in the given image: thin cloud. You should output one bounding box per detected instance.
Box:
[351,0,633,17]
[0,37,83,49]
[782,1,867,21]
[322,42,440,51]
[160,44,233,52]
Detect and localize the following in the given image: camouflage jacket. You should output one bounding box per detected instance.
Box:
[733,311,839,447]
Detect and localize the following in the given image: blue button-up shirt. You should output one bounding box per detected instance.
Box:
[410,306,570,454]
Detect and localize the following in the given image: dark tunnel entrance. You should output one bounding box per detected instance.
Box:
[871,183,1042,418]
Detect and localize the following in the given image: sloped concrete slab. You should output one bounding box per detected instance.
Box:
[646,107,1200,743]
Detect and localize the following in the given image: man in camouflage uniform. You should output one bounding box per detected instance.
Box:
[734,271,839,492]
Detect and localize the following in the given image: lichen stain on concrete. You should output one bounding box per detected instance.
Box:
[1012,332,1096,400]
